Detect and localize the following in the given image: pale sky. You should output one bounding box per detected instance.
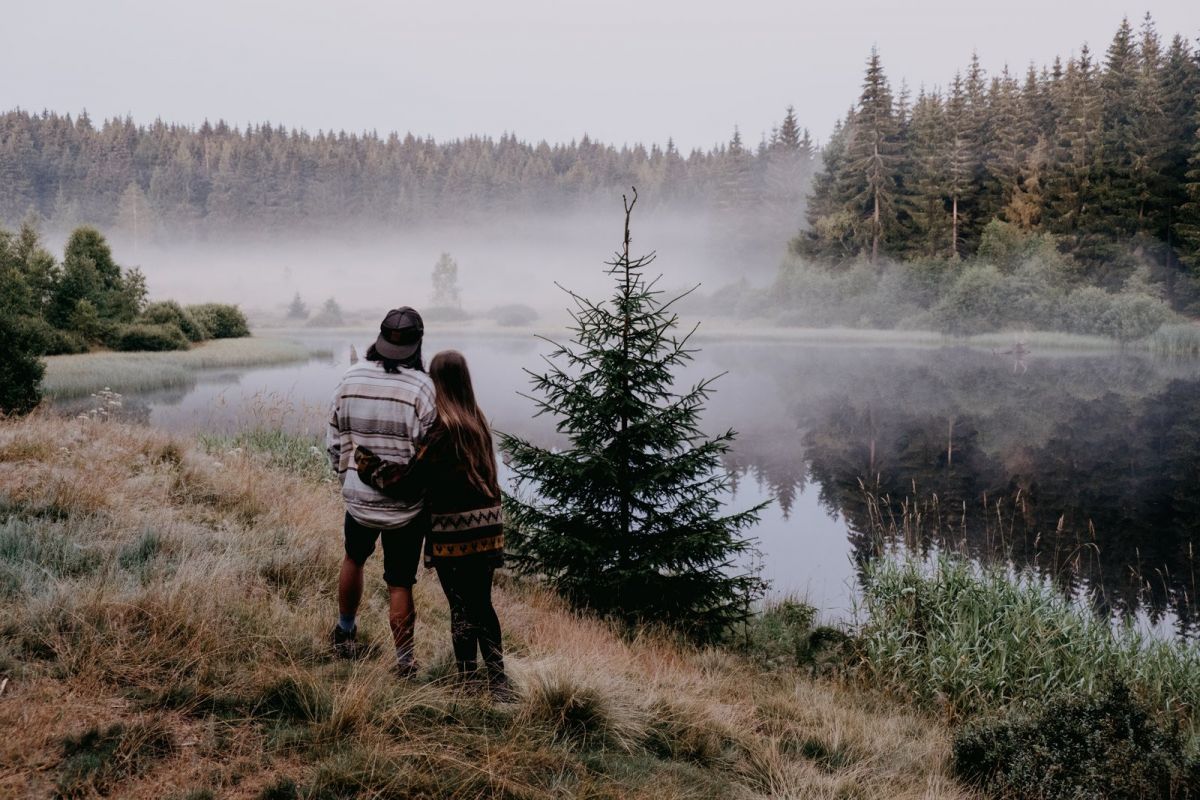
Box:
[3,0,1197,151]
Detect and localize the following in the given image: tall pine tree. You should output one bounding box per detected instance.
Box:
[844,48,903,262]
[500,189,766,642]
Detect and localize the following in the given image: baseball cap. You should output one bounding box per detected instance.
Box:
[373,307,424,360]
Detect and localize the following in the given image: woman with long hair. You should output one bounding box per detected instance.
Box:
[355,350,510,697]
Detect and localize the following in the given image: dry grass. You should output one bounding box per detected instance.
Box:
[0,413,971,799]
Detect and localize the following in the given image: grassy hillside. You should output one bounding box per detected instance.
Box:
[0,415,968,799]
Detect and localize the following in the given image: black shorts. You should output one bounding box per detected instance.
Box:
[343,512,425,588]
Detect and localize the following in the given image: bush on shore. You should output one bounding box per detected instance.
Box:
[112,323,190,352]
[140,301,209,342]
[187,303,250,339]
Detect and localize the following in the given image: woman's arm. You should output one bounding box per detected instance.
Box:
[354,441,431,503]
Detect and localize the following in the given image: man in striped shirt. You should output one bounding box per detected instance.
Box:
[326,306,436,674]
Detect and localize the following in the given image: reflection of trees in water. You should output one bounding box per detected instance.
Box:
[716,347,1200,636]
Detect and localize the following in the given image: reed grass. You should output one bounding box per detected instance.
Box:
[41,337,324,398]
[858,555,1200,749]
[1150,322,1200,358]
[0,413,967,799]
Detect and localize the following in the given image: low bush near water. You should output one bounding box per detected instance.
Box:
[141,300,210,342]
[113,322,191,352]
[187,303,250,339]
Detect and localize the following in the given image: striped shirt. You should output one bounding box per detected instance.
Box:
[326,360,436,529]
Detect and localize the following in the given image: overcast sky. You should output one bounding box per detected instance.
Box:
[3,1,1197,152]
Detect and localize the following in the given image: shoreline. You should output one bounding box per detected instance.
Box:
[264,320,1195,356]
[40,337,327,399]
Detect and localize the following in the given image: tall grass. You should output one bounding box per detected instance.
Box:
[197,428,332,483]
[1150,322,1200,358]
[858,555,1200,748]
[41,337,325,398]
[0,414,969,799]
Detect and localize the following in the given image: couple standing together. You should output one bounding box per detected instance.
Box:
[325,307,510,698]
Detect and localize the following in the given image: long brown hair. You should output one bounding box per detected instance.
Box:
[429,350,499,499]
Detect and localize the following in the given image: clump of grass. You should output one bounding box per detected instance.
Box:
[255,670,334,724]
[859,555,1200,744]
[517,660,646,750]
[198,428,331,482]
[644,698,738,767]
[41,337,318,398]
[0,517,103,598]
[117,530,168,583]
[57,718,175,797]
[256,777,300,800]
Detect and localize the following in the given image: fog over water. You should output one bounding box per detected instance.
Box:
[56,209,780,318]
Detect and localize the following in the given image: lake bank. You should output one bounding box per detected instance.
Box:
[265,319,1200,357]
[0,415,966,799]
[40,337,328,399]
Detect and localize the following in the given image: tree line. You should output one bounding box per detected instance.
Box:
[797,15,1200,297]
[0,106,815,241]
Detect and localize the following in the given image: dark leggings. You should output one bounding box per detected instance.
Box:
[435,559,504,679]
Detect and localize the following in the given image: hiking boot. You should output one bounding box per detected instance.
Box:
[330,624,360,659]
[394,659,419,680]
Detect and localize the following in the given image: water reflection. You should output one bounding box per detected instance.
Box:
[56,331,1200,636]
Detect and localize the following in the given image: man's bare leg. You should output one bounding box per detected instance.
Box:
[337,555,364,619]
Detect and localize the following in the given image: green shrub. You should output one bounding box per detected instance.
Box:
[66,298,117,343]
[953,683,1199,799]
[488,303,539,327]
[1058,287,1171,341]
[187,303,250,338]
[141,300,210,342]
[738,599,853,674]
[930,264,1008,335]
[113,323,191,352]
[0,311,45,414]
[12,315,88,355]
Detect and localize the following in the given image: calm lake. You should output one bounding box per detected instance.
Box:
[61,330,1200,637]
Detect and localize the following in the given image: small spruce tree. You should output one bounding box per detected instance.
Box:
[499,189,766,642]
[286,292,309,320]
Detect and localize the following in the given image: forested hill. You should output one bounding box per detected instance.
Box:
[798,15,1200,278]
[0,107,814,239]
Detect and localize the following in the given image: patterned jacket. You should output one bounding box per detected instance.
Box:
[355,420,503,568]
